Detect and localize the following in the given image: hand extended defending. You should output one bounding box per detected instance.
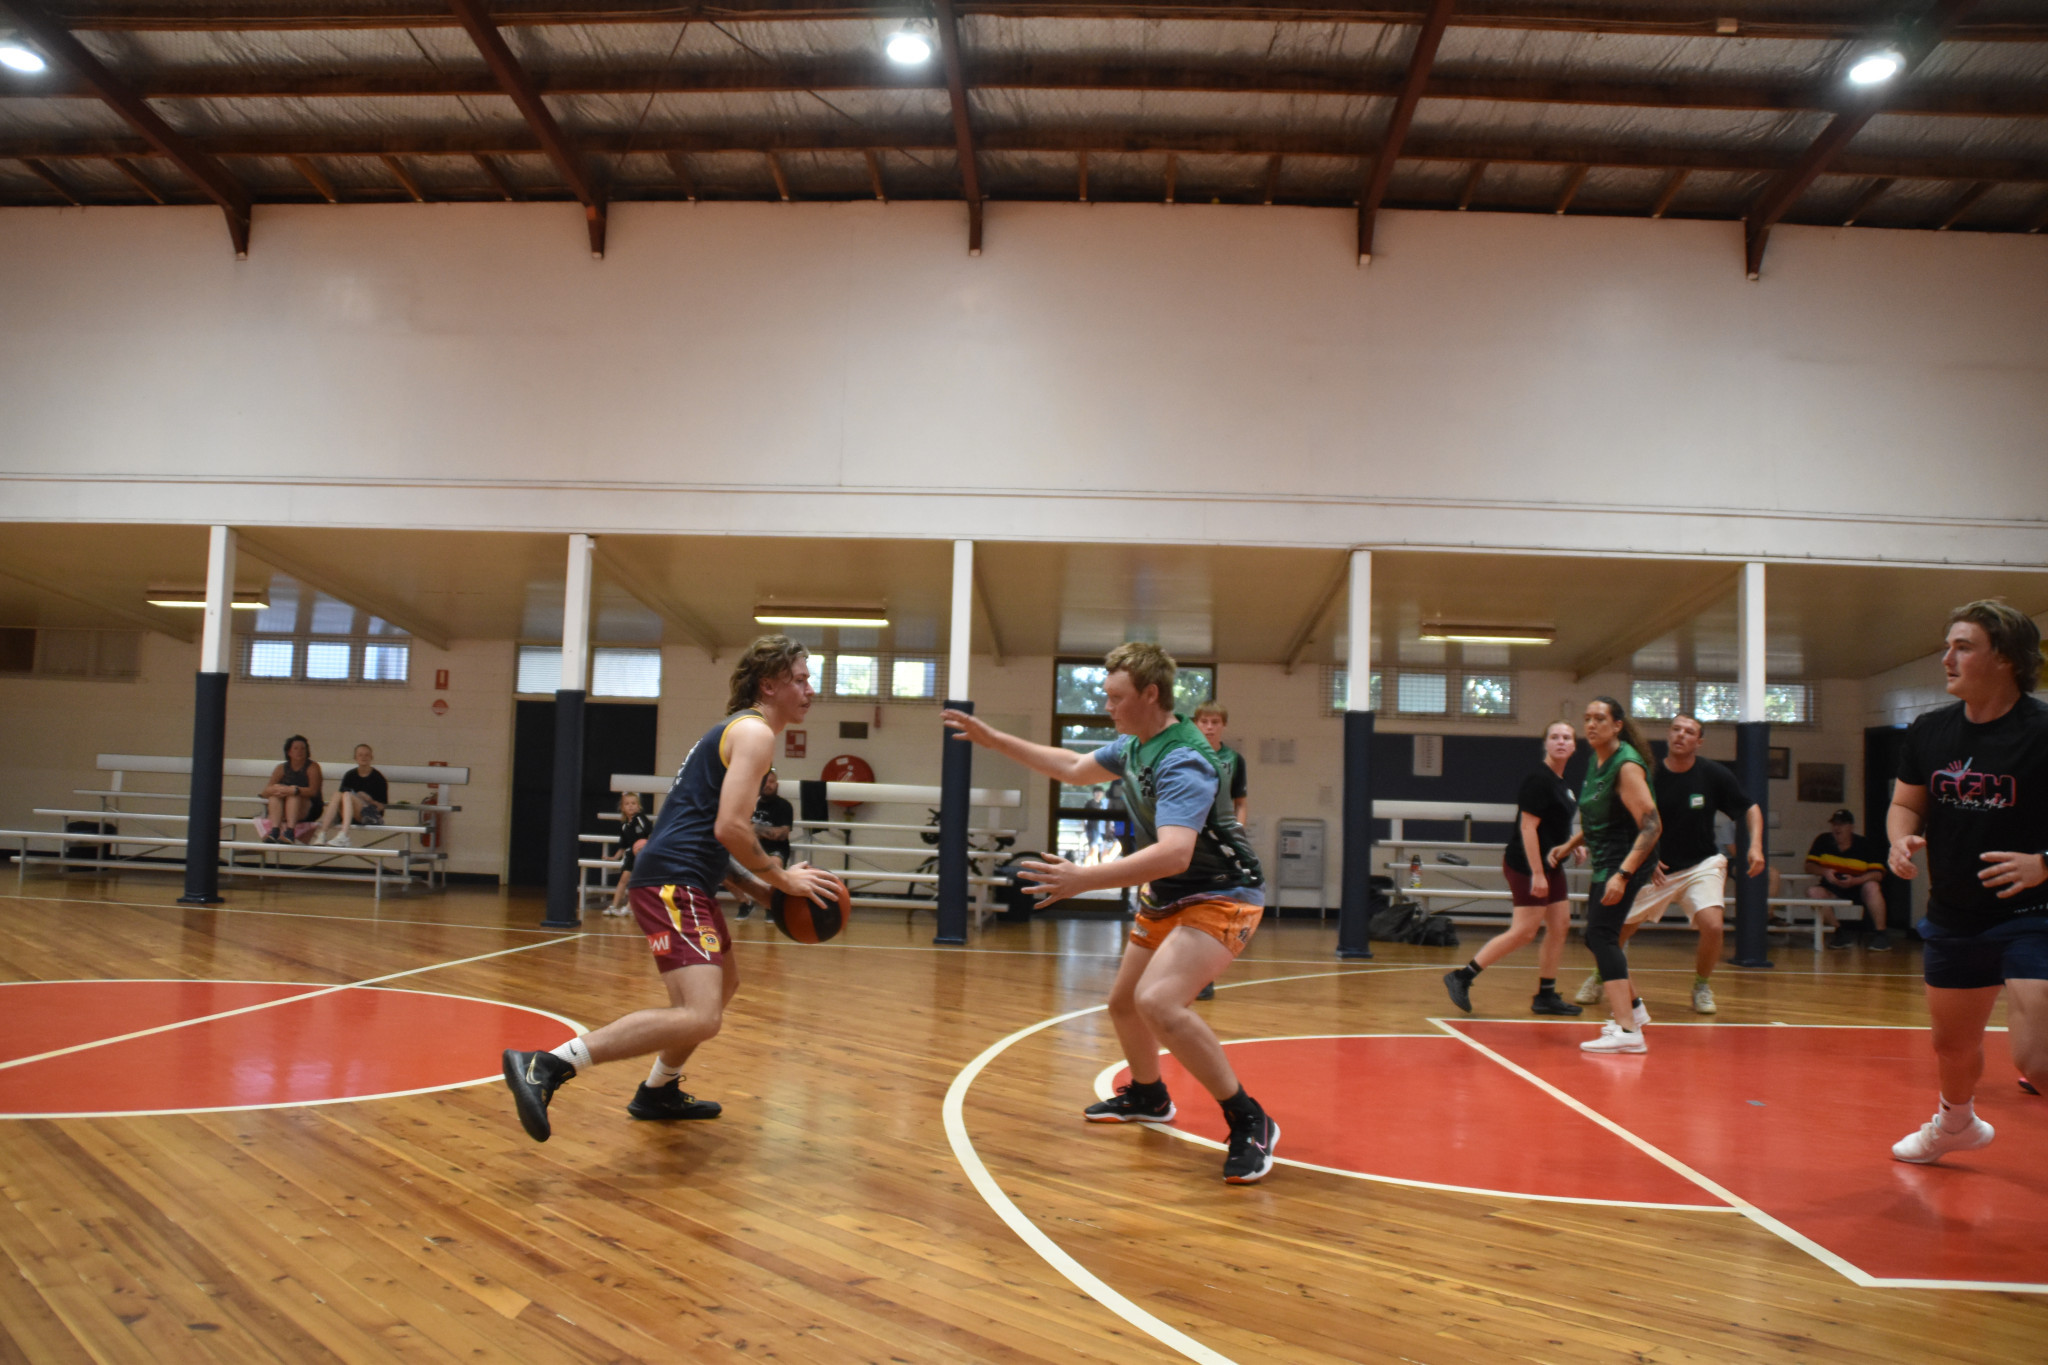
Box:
[940,708,995,747]
[1017,853,1086,907]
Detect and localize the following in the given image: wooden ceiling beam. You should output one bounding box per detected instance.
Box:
[236,534,453,651]
[1935,178,1993,229]
[932,0,984,253]
[289,153,339,202]
[16,156,82,204]
[1281,556,1351,674]
[0,0,252,253]
[2028,190,2048,233]
[1570,570,1738,682]
[1743,0,1978,279]
[379,152,427,202]
[13,130,2048,188]
[446,0,606,256]
[474,151,519,200]
[590,543,722,663]
[1649,166,1688,217]
[0,559,199,643]
[7,62,2047,119]
[1839,175,1892,224]
[50,1,2048,44]
[1551,162,1587,213]
[663,151,695,201]
[864,148,887,201]
[1358,0,1454,264]
[766,149,792,201]
[1455,158,1485,208]
[107,154,164,202]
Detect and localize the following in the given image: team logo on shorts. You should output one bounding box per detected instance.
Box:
[647,932,673,955]
[698,929,722,954]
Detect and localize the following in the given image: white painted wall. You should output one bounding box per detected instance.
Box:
[3,202,2044,566]
[0,633,514,878]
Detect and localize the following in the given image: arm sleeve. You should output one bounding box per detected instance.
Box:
[1090,737,1131,778]
[1516,772,1546,816]
[1152,751,1221,830]
[1230,752,1248,800]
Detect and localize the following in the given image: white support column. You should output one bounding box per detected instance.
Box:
[1346,549,1372,708]
[200,525,238,674]
[1738,561,1767,721]
[949,539,974,700]
[562,533,595,692]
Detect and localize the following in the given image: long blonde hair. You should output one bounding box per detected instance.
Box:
[726,635,808,714]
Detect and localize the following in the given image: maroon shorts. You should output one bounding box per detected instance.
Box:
[1503,860,1566,908]
[629,882,731,973]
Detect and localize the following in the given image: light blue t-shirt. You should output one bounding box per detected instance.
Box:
[1092,735,1264,907]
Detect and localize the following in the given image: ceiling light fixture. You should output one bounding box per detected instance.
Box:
[148,589,270,610]
[1847,49,1904,85]
[0,33,47,74]
[755,604,890,629]
[1419,623,1557,646]
[885,21,934,65]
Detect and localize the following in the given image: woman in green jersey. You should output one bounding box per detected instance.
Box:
[1553,695,1662,1054]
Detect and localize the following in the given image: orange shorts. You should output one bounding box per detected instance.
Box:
[1129,898,1263,957]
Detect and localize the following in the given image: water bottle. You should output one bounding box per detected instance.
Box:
[1408,854,1422,889]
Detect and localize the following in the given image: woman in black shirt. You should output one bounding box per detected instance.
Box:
[605,791,655,917]
[1887,601,2048,1165]
[1444,721,1584,1017]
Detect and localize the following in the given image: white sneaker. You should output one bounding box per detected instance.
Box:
[329,832,351,848]
[1892,1111,1995,1164]
[1692,982,1717,1015]
[1633,999,1652,1028]
[604,904,629,917]
[1581,1022,1648,1054]
[1574,973,1604,1005]
[311,828,330,846]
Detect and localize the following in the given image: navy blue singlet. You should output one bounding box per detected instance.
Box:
[630,710,765,895]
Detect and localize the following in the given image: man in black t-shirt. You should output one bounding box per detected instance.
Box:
[1193,705,1248,826]
[1599,714,1763,1015]
[1804,810,1891,949]
[1886,600,2048,1166]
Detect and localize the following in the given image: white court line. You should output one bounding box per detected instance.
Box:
[1083,1053,1731,1214]
[1432,1017,2048,1294]
[0,937,581,1074]
[943,966,1401,1365]
[0,979,586,1117]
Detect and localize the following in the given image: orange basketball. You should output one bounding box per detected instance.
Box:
[769,876,851,943]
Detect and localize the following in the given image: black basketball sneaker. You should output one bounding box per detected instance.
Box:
[1531,988,1584,1017]
[1223,1106,1280,1185]
[627,1079,722,1121]
[1083,1081,1176,1124]
[502,1049,574,1142]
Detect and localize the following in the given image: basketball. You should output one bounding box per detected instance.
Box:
[768,876,851,944]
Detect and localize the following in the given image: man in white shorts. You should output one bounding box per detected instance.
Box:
[1575,714,1763,1014]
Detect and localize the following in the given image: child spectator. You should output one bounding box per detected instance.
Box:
[605,792,653,917]
[315,744,388,848]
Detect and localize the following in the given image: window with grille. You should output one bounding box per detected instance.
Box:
[1624,678,1817,727]
[238,579,408,686]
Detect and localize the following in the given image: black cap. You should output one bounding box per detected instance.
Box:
[1828,808,1855,825]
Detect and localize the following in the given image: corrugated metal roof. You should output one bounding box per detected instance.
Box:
[0,1,2042,255]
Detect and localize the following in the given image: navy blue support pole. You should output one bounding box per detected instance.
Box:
[1336,708,1376,959]
[1734,719,1774,969]
[178,670,230,906]
[935,698,974,945]
[542,689,587,929]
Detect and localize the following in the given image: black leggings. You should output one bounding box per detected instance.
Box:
[1584,864,1654,983]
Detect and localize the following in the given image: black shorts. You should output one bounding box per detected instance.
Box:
[1815,879,1866,901]
[1585,864,1654,932]
[1920,915,2048,990]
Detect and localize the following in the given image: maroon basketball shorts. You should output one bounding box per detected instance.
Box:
[629,882,731,973]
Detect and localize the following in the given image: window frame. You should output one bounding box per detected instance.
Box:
[1626,676,1819,729]
[238,589,410,688]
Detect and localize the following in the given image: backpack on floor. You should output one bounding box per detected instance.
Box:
[1367,896,1460,947]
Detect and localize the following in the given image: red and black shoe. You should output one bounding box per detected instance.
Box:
[1083,1082,1176,1124]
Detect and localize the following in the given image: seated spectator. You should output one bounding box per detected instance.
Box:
[314,744,388,848]
[1805,807,1892,951]
[256,734,323,844]
[605,792,653,918]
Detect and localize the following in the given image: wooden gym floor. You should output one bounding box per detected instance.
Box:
[1,875,2042,1364]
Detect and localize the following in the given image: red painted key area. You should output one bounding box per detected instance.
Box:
[0,980,576,1117]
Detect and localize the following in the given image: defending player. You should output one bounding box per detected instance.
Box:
[502,635,844,1141]
[1571,713,1763,1015]
[941,643,1280,1184]
[1887,601,2048,1164]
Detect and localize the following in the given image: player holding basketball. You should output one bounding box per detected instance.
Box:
[502,636,844,1141]
[1886,601,2048,1164]
[942,642,1280,1184]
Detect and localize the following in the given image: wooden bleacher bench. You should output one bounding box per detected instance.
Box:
[3,754,471,901]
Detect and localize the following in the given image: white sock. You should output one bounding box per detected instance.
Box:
[551,1036,595,1074]
[1938,1096,1975,1132]
[647,1060,683,1088]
